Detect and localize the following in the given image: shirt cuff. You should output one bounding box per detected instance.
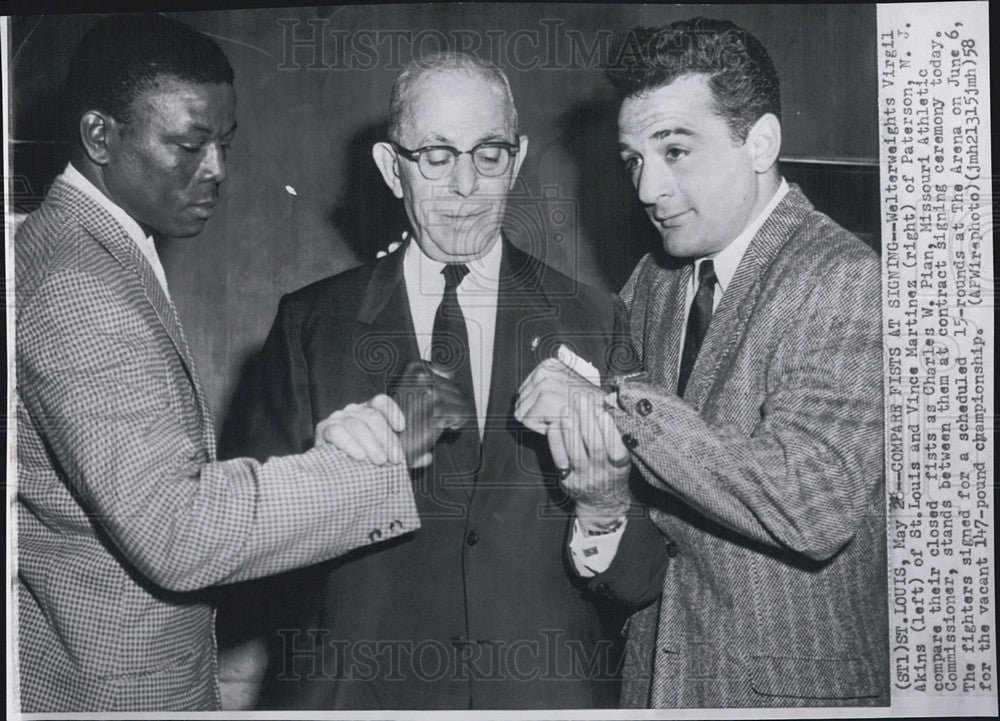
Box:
[568,515,628,577]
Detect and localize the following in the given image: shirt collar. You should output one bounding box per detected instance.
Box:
[403,233,504,296]
[698,177,789,295]
[60,162,170,295]
[60,162,154,248]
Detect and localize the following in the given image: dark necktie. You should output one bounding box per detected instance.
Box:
[677,259,717,397]
[431,264,480,476]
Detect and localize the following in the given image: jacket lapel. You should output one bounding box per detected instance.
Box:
[52,178,216,454]
[354,243,421,395]
[682,185,814,409]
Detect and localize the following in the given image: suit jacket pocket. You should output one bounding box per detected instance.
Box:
[748,655,880,700]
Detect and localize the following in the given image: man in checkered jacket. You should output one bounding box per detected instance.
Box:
[13,14,427,712]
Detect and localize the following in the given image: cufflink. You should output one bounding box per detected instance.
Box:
[368,528,382,542]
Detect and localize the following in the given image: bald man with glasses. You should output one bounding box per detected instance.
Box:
[221,52,668,710]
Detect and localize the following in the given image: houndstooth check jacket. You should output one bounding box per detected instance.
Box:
[13,177,420,712]
[611,186,889,707]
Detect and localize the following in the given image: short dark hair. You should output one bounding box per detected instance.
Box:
[606,18,780,142]
[66,13,234,126]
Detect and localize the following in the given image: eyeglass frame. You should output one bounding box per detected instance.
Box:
[390,138,521,180]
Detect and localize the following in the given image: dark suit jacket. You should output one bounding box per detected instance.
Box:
[609,186,889,708]
[221,238,668,710]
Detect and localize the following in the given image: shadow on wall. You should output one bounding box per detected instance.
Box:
[328,121,409,262]
[216,121,408,449]
[554,97,666,292]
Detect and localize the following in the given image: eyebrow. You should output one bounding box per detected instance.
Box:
[419,131,510,147]
[650,127,694,141]
[183,121,239,136]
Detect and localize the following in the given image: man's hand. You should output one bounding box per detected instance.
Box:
[315,394,412,465]
[390,360,476,468]
[514,357,607,434]
[314,361,475,469]
[516,357,632,525]
[550,390,632,528]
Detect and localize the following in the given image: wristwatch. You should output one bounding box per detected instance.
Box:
[581,515,626,536]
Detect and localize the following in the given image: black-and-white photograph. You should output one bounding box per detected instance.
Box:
[3,2,994,718]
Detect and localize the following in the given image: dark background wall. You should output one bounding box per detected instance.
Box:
[10,4,879,431]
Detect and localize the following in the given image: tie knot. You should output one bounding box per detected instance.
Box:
[697,259,717,287]
[442,263,469,290]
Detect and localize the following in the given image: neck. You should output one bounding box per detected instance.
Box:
[414,233,501,264]
[748,170,782,222]
[70,154,154,238]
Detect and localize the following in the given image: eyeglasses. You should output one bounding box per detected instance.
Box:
[391,139,520,180]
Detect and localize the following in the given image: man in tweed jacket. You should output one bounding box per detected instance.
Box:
[14,15,420,712]
[517,18,888,707]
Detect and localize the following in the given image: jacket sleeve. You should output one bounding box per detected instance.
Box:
[17,266,419,593]
[610,251,882,562]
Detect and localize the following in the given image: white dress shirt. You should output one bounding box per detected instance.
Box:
[60,162,171,297]
[678,179,790,361]
[402,235,503,437]
[569,178,790,577]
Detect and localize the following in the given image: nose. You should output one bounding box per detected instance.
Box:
[635,159,675,208]
[201,142,227,184]
[451,153,479,198]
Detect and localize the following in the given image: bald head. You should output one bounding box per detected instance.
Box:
[387,52,518,143]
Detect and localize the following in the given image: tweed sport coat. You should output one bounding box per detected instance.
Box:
[609,186,889,707]
[13,177,419,712]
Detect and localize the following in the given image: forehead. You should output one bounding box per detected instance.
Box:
[618,74,723,140]
[129,75,236,131]
[399,69,512,144]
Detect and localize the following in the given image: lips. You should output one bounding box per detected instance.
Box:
[652,209,691,226]
[189,201,217,219]
[437,207,491,220]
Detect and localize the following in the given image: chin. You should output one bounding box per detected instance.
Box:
[661,235,697,259]
[436,231,498,259]
[167,219,211,239]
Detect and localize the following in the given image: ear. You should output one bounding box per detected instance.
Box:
[507,134,529,190]
[746,113,781,174]
[78,110,118,166]
[372,142,404,199]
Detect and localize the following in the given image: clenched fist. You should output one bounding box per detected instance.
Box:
[389,360,476,467]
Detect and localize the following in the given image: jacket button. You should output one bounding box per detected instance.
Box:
[636,398,653,416]
[595,582,614,599]
[665,542,678,558]
[368,528,382,542]
[621,433,639,450]
[466,530,479,547]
